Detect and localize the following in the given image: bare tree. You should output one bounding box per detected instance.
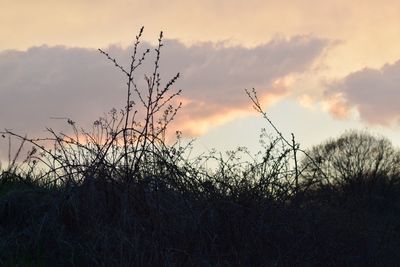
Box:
[300,130,400,187]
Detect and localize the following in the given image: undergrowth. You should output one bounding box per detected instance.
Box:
[1,28,400,267]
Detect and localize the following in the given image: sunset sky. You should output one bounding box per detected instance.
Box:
[1,0,400,158]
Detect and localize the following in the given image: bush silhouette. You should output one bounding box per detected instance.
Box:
[1,28,400,266]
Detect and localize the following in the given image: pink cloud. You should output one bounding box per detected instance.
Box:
[325,61,400,126]
[323,92,351,120]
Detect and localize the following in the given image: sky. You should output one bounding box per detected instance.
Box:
[1,0,400,160]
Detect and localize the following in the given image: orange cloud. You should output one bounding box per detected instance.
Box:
[323,93,350,120]
[169,79,290,137]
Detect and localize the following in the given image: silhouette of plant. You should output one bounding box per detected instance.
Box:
[300,130,400,189]
[1,28,400,267]
[2,27,183,186]
[245,88,327,194]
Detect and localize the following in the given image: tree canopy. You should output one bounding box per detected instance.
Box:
[300,130,400,187]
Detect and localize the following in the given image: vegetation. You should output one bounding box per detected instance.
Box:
[1,28,400,266]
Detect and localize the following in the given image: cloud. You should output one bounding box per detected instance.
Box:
[0,46,127,136]
[0,36,327,144]
[325,61,400,126]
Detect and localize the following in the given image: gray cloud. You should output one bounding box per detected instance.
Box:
[325,61,400,126]
[0,36,327,143]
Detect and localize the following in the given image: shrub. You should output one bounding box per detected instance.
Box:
[1,28,400,266]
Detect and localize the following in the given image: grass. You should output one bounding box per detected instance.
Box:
[1,28,400,266]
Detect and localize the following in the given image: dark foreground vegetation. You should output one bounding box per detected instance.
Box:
[1,28,400,266]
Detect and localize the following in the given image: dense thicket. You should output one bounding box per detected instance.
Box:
[1,28,400,267]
